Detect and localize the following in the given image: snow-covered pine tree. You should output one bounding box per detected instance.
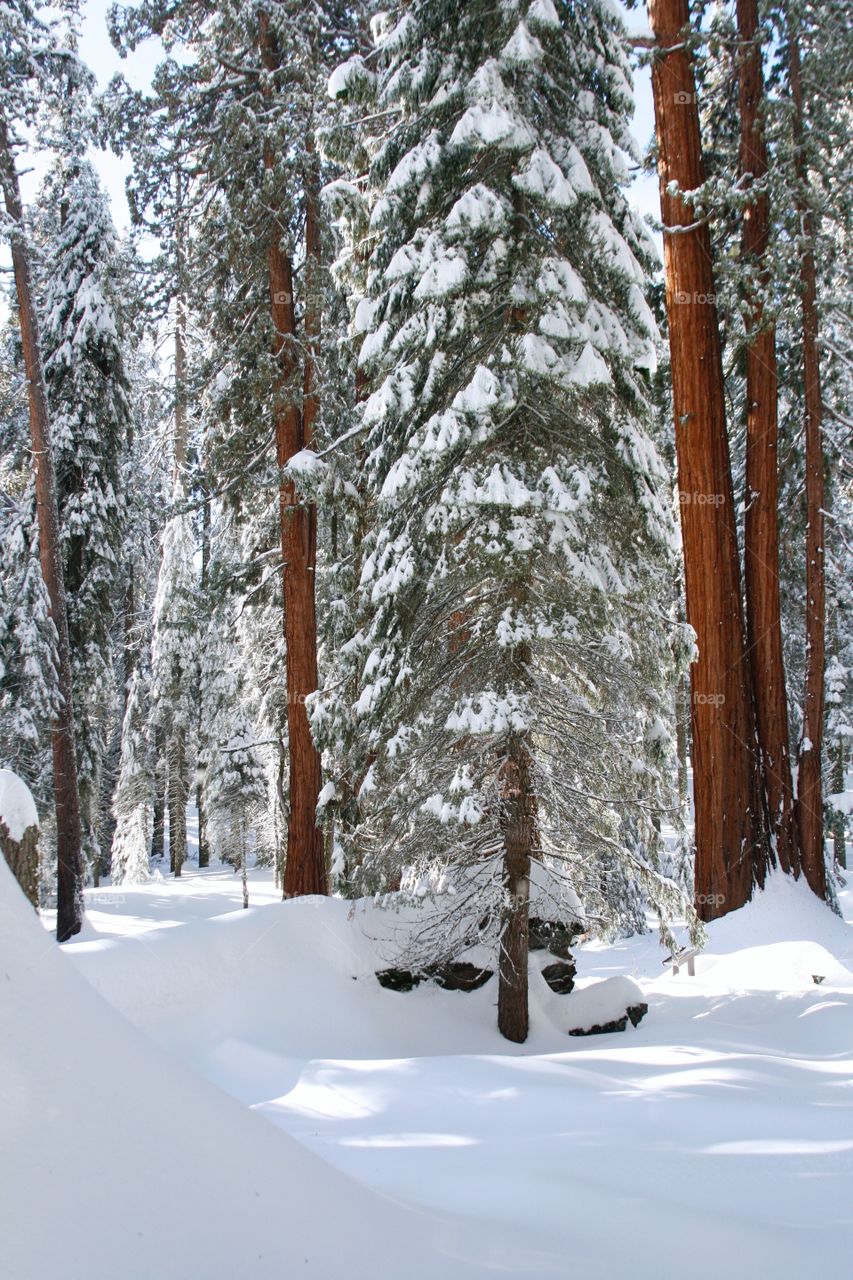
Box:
[110,665,153,884]
[324,0,682,1040]
[150,507,198,877]
[37,157,131,880]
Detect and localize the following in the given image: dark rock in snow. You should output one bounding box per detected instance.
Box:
[376,969,424,992]
[568,1002,648,1036]
[376,962,494,993]
[432,962,493,992]
[528,917,582,958]
[541,960,577,994]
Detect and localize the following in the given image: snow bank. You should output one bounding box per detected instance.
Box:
[563,975,646,1033]
[0,859,539,1280]
[0,768,38,841]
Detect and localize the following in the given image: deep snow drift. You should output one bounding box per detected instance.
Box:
[4,860,853,1278]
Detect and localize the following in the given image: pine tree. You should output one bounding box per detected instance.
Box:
[110,666,153,884]
[38,157,131,881]
[0,0,86,939]
[325,0,683,1040]
[150,509,198,878]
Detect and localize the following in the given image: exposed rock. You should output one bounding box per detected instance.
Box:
[528,917,582,959]
[432,962,493,992]
[376,962,494,993]
[376,968,424,993]
[540,959,576,994]
[568,1003,648,1036]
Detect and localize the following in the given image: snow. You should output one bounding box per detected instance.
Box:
[0,768,38,841]
[563,975,646,1032]
[513,147,577,206]
[11,862,853,1279]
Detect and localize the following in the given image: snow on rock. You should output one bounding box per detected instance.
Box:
[562,975,646,1034]
[0,768,38,842]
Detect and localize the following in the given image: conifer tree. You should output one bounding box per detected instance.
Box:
[38,158,131,879]
[325,0,682,1040]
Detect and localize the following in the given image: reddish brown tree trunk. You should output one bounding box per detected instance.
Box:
[788,20,827,900]
[737,0,800,877]
[648,0,768,921]
[261,14,326,898]
[0,114,84,941]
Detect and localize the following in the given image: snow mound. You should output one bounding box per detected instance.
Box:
[563,975,646,1033]
[0,859,534,1280]
[0,768,38,842]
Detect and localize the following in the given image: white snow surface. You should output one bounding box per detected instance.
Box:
[9,863,853,1278]
[0,768,39,841]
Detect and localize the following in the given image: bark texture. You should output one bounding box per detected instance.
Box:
[497,729,535,1044]
[261,14,327,898]
[1,820,40,911]
[737,0,800,877]
[788,19,828,900]
[0,114,84,941]
[648,0,768,920]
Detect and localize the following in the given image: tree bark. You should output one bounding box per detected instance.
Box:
[737,0,800,877]
[648,0,768,921]
[788,16,827,900]
[498,727,535,1044]
[151,725,166,862]
[1,820,40,911]
[261,12,327,899]
[168,728,187,878]
[0,113,84,941]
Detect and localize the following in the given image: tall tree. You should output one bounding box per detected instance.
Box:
[38,158,131,881]
[325,0,684,1040]
[0,0,85,938]
[736,0,799,876]
[647,0,769,919]
[787,9,827,899]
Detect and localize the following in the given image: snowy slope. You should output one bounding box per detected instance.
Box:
[0,858,572,1280]
[54,866,853,1279]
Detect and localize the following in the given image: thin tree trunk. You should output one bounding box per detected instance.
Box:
[168,729,187,878]
[173,166,188,484]
[197,489,210,868]
[648,0,768,921]
[0,113,84,941]
[788,16,827,900]
[737,0,800,877]
[260,13,326,899]
[151,725,166,862]
[498,727,535,1044]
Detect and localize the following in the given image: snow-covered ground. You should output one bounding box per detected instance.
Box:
[4,857,852,1278]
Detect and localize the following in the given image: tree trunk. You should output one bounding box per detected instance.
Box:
[197,490,210,869]
[260,13,326,899]
[1,820,40,911]
[648,0,768,921]
[737,0,800,878]
[0,113,84,942]
[168,729,187,878]
[788,17,827,901]
[498,728,535,1044]
[151,725,166,862]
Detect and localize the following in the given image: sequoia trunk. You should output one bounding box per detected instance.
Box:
[788,18,827,900]
[737,0,800,876]
[648,0,768,920]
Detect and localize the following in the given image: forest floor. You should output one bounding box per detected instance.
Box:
[3,848,852,1278]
